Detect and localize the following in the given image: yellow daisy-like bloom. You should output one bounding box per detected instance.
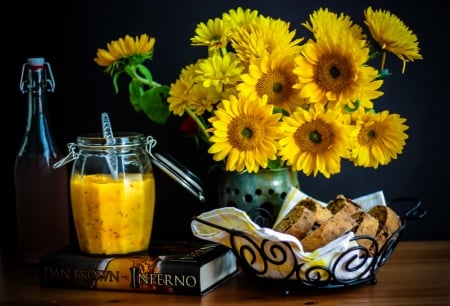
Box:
[293,27,384,110]
[364,7,423,73]
[302,8,367,47]
[279,106,355,178]
[196,52,245,92]
[237,52,302,113]
[187,83,222,116]
[94,34,155,74]
[191,17,232,52]
[232,16,303,64]
[222,7,260,30]
[350,110,409,168]
[207,94,283,173]
[167,64,197,116]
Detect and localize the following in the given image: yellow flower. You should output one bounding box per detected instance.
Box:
[221,7,260,29]
[279,106,356,178]
[231,16,303,64]
[302,7,366,45]
[364,7,423,73]
[196,52,245,92]
[187,84,222,116]
[95,6,422,176]
[293,23,384,110]
[350,110,409,168]
[167,64,196,116]
[191,18,232,52]
[207,95,283,173]
[238,52,302,113]
[94,34,156,74]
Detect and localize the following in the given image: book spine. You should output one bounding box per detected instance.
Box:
[39,255,202,295]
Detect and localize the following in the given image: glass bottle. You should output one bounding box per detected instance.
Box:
[14,57,70,264]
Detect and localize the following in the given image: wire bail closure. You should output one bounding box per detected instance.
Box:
[54,134,205,203]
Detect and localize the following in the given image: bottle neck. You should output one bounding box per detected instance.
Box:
[17,64,58,158]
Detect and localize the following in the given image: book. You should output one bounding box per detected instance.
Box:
[38,240,239,296]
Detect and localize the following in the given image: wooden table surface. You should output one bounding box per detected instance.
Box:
[1,240,449,306]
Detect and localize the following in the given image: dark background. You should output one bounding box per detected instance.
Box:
[3,0,449,250]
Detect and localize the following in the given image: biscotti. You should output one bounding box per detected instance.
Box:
[368,205,402,252]
[272,193,401,254]
[300,210,357,252]
[297,197,333,225]
[273,205,315,240]
[351,211,379,253]
[327,194,362,216]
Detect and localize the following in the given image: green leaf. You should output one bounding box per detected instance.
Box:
[129,81,144,111]
[273,107,289,116]
[268,158,284,169]
[140,85,171,124]
[344,100,360,113]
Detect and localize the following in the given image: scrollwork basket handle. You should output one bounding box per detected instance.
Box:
[387,197,427,220]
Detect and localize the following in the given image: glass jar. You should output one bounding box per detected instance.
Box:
[62,132,155,255]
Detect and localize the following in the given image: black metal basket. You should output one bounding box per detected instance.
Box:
[193,197,426,295]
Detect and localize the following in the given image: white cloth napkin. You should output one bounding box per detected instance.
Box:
[191,206,372,280]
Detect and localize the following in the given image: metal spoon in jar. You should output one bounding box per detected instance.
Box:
[101,112,119,180]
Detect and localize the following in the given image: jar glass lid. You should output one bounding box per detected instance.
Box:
[146,136,205,203]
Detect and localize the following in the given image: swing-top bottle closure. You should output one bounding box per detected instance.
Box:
[20,57,55,94]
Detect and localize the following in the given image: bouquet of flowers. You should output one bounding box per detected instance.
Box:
[94,6,422,178]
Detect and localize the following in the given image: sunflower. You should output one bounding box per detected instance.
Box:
[278,106,355,178]
[350,110,409,168]
[207,94,283,173]
[237,52,302,113]
[364,7,423,73]
[94,34,156,75]
[293,25,384,111]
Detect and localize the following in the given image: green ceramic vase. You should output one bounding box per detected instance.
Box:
[217,168,299,227]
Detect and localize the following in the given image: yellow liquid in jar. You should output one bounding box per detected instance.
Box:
[70,173,155,255]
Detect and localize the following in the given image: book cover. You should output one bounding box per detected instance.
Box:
[38,240,239,296]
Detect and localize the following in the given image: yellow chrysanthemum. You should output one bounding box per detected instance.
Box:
[231,16,303,64]
[196,53,245,92]
[187,84,222,116]
[94,34,155,74]
[167,64,197,116]
[190,17,233,52]
[364,7,423,73]
[293,27,384,110]
[237,52,303,113]
[207,94,283,173]
[279,106,355,178]
[222,7,260,30]
[350,110,409,168]
[303,7,367,46]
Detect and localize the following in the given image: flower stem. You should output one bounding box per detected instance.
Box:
[380,51,387,71]
[127,67,161,88]
[185,107,211,142]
